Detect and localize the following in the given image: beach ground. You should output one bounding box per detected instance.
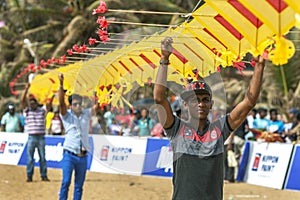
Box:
[0,165,299,200]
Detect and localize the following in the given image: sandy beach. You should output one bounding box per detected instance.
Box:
[0,165,300,200]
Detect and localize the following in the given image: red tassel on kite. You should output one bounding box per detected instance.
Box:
[92,0,107,15]
[96,16,109,29]
[89,37,98,46]
[67,49,73,56]
[232,61,246,76]
[61,55,67,63]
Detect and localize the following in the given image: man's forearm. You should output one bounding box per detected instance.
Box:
[246,61,265,107]
[58,83,64,104]
[58,82,67,115]
[154,64,168,101]
[21,84,30,109]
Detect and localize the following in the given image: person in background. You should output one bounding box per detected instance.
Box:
[58,73,99,200]
[130,109,141,136]
[286,112,300,143]
[224,133,235,183]
[153,36,265,200]
[137,107,154,137]
[108,118,122,135]
[50,110,64,135]
[245,108,257,140]
[21,83,51,182]
[103,105,115,133]
[120,120,131,136]
[285,108,299,143]
[233,119,248,159]
[89,112,103,134]
[151,122,164,138]
[251,107,269,138]
[268,108,285,138]
[288,108,299,123]
[45,96,55,135]
[1,103,23,132]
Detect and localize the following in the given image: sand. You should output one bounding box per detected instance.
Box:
[0,165,300,200]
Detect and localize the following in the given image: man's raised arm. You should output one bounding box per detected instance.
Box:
[21,83,30,109]
[58,74,67,116]
[229,56,265,130]
[153,37,175,129]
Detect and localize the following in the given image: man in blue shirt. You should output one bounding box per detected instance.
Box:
[268,108,285,138]
[58,73,99,200]
[253,108,269,131]
[1,103,22,132]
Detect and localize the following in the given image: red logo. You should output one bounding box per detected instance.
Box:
[100,145,109,161]
[0,141,7,154]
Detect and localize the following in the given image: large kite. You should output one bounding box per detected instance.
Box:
[11,0,300,109]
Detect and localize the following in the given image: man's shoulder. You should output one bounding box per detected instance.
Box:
[1,113,9,122]
[2,112,9,118]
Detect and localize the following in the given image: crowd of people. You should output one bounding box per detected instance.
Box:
[1,100,299,142]
[224,107,300,183]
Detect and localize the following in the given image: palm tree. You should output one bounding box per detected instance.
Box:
[0,0,198,109]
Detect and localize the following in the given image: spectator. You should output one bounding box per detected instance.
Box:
[153,37,265,199]
[130,109,141,136]
[251,107,270,138]
[230,118,248,182]
[89,113,103,134]
[120,121,131,136]
[21,83,51,182]
[285,108,300,143]
[108,118,122,135]
[1,103,23,132]
[245,108,257,140]
[50,111,64,135]
[137,107,154,137]
[268,108,285,138]
[224,133,235,183]
[151,122,164,138]
[45,111,54,134]
[288,108,299,122]
[103,105,115,133]
[58,73,100,200]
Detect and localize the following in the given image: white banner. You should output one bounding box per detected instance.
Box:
[0,132,28,165]
[244,142,294,189]
[90,135,147,176]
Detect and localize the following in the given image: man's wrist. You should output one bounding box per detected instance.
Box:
[159,59,170,65]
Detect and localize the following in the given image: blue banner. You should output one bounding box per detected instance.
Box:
[236,141,250,181]
[285,144,300,190]
[142,138,172,177]
[18,136,93,170]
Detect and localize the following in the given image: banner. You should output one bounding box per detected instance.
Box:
[18,135,94,169]
[142,138,173,177]
[89,135,147,176]
[0,132,27,165]
[243,142,294,189]
[285,144,300,191]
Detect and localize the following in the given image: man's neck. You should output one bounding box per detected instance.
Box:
[189,117,209,132]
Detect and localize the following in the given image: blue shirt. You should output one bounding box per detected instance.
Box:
[268,120,285,134]
[1,112,21,132]
[137,118,154,137]
[60,108,91,154]
[253,118,270,131]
